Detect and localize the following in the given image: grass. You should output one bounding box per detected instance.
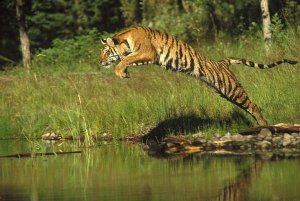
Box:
[0,31,299,140]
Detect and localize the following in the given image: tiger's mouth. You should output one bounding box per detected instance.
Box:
[101,63,112,69]
[100,55,120,68]
[100,61,113,68]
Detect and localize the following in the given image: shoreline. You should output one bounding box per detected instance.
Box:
[0,123,298,160]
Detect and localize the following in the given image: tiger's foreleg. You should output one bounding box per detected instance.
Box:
[115,51,156,78]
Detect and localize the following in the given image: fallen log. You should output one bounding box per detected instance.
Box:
[0,151,82,158]
[239,123,300,135]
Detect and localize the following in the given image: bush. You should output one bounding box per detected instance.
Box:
[31,30,110,73]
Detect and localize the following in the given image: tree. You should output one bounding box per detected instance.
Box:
[260,0,271,52]
[16,0,31,70]
[120,0,143,26]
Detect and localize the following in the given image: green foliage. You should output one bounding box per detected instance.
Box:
[141,0,263,43]
[267,13,299,57]
[283,0,300,29]
[31,30,110,73]
[270,13,287,43]
[120,0,142,25]
[27,0,123,50]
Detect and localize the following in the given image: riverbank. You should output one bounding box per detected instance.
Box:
[143,123,300,159]
[37,123,300,159]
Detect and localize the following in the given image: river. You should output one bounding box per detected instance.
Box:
[0,140,299,201]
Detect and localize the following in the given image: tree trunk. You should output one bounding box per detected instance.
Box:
[134,0,143,23]
[16,0,31,71]
[260,0,271,53]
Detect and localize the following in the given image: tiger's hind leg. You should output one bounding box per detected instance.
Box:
[203,61,269,126]
[246,102,268,126]
[224,86,268,126]
[221,77,269,126]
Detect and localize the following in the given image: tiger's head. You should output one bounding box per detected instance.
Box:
[99,38,121,68]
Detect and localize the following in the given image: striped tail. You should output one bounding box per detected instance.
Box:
[226,57,297,69]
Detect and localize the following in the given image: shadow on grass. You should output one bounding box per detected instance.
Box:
[142,110,252,142]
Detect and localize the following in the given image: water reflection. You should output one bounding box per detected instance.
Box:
[0,141,299,201]
[211,159,262,201]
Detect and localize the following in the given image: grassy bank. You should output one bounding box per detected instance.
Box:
[0,31,299,140]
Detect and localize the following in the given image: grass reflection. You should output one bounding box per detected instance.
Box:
[1,141,299,201]
[0,141,252,201]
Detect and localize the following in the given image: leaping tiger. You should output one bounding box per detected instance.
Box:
[99,26,297,126]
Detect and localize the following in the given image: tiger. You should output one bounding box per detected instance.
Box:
[99,26,297,126]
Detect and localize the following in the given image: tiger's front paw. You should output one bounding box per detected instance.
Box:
[115,69,130,79]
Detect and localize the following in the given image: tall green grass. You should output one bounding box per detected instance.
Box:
[0,30,299,140]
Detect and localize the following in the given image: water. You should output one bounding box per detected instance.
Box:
[0,140,299,201]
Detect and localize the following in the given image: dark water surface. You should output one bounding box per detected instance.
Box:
[0,140,299,201]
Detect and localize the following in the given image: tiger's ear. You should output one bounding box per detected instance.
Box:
[100,38,107,45]
[106,38,116,47]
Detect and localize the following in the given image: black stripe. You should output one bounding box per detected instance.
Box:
[190,58,195,71]
[268,63,276,68]
[195,55,204,75]
[226,77,234,99]
[170,37,175,48]
[164,34,169,45]
[233,98,249,110]
[212,63,221,86]
[219,72,227,95]
[226,79,232,97]
[241,59,247,65]
[179,45,183,60]
[239,96,249,107]
[152,31,157,39]
[233,87,244,102]
[149,28,154,35]
[159,48,163,56]
[160,32,164,40]
[205,61,217,83]
[174,51,179,70]
[135,43,142,52]
[123,40,130,49]
[229,85,238,100]
[215,73,223,92]
[207,60,218,84]
[286,60,297,65]
[164,46,171,62]
[160,32,166,41]
[186,45,194,70]
[175,38,179,49]
[112,48,118,56]
[166,58,173,69]
[184,55,188,68]
[258,64,265,69]
[112,38,119,45]
[276,60,283,65]
[249,61,254,67]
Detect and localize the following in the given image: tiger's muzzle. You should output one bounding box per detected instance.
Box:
[99,55,120,68]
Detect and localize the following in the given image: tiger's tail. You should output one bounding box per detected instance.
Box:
[224,57,297,69]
